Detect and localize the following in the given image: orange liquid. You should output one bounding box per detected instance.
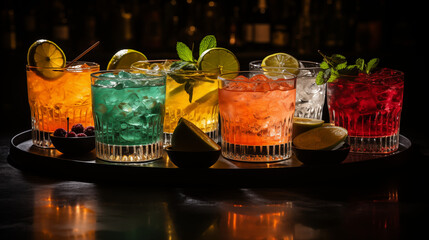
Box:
[219,83,296,146]
[26,64,99,132]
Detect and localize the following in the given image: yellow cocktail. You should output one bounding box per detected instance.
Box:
[131,60,219,145]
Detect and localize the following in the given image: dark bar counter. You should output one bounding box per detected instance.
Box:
[1,132,428,240]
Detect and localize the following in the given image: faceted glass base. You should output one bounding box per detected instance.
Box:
[221,141,292,163]
[347,133,400,153]
[96,141,163,162]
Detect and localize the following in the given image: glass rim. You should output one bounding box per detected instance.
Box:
[130,59,180,69]
[218,70,297,82]
[330,69,404,83]
[91,69,167,81]
[131,60,219,75]
[26,61,99,70]
[249,60,321,70]
[169,69,221,74]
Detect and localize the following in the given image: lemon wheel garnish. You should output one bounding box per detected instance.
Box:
[293,125,348,150]
[261,52,300,75]
[197,47,240,74]
[171,118,220,151]
[107,49,147,70]
[27,39,66,79]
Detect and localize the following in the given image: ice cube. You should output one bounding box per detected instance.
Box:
[95,79,119,88]
[117,102,133,114]
[254,82,272,92]
[141,98,156,109]
[297,69,313,78]
[99,72,116,78]
[150,63,162,71]
[357,97,378,114]
[122,93,141,110]
[127,115,145,127]
[234,75,249,81]
[249,74,270,82]
[118,71,132,78]
[121,80,141,88]
[131,73,147,79]
[114,82,125,90]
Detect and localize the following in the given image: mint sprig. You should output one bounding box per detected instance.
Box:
[316,50,380,85]
[199,35,216,57]
[172,35,217,102]
[176,42,195,62]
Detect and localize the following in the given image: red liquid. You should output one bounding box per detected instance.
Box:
[327,69,404,137]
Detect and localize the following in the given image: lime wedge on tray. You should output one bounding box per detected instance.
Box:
[293,125,348,150]
[293,117,324,139]
[171,118,220,151]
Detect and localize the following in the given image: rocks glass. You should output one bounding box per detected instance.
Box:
[218,71,296,162]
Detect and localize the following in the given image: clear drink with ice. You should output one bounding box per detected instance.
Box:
[249,60,325,119]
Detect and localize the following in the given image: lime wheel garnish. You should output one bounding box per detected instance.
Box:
[27,39,66,79]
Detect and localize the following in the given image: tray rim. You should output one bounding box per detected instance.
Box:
[7,130,412,187]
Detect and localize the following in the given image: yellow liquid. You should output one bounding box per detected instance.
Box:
[164,72,219,134]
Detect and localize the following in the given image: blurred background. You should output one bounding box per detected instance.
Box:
[1,0,427,153]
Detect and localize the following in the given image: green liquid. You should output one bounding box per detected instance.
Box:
[92,79,166,146]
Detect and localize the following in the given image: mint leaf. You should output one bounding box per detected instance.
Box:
[317,51,380,85]
[316,71,325,85]
[184,81,195,102]
[176,42,194,62]
[320,61,329,70]
[355,58,365,71]
[199,35,217,56]
[331,54,346,65]
[366,58,379,74]
[335,61,347,71]
[328,71,339,82]
[173,35,218,102]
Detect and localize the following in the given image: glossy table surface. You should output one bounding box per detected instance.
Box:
[1,132,429,240]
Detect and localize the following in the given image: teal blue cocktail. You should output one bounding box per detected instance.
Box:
[91,70,166,162]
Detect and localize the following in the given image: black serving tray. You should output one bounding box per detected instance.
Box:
[8,130,412,187]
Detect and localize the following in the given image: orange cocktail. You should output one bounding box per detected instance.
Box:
[26,61,99,147]
[218,71,296,162]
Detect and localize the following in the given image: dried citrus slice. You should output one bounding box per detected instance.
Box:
[107,49,147,70]
[171,118,220,151]
[261,52,300,75]
[197,47,239,74]
[27,39,66,79]
[293,117,324,139]
[293,125,348,150]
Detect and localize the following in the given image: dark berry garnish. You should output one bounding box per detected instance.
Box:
[66,131,77,137]
[71,123,84,134]
[77,133,87,137]
[84,126,95,136]
[53,128,67,137]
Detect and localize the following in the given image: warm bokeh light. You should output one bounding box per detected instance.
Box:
[33,187,97,240]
